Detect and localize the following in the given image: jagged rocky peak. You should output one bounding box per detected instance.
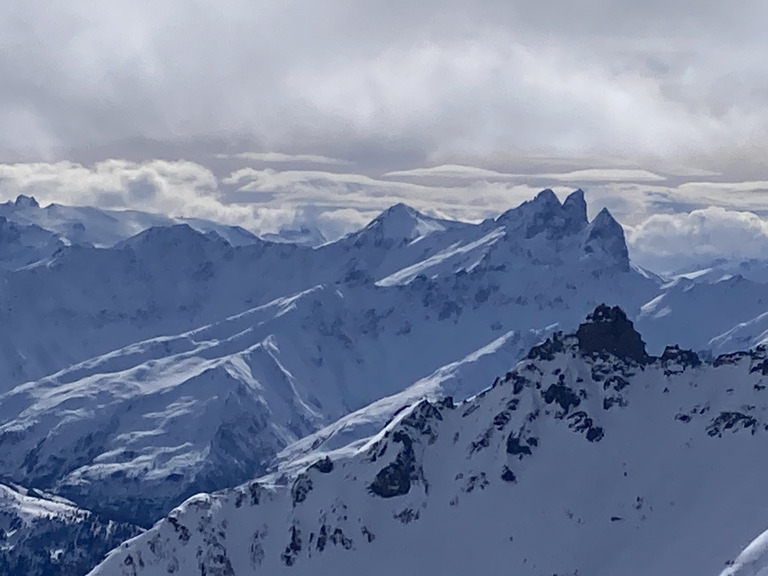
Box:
[562,188,587,224]
[530,187,560,207]
[13,194,40,209]
[497,188,589,238]
[588,207,623,236]
[582,207,630,271]
[378,202,421,218]
[1,194,40,210]
[659,345,701,368]
[506,188,561,219]
[576,304,650,364]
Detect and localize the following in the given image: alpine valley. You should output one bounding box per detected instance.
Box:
[1,190,767,575]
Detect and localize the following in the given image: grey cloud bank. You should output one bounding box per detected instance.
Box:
[3,1,768,168]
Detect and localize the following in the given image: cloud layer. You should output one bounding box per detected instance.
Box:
[2,1,768,178]
[3,156,768,274]
[627,207,768,273]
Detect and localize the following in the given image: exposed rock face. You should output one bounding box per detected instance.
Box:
[369,432,417,498]
[576,304,650,364]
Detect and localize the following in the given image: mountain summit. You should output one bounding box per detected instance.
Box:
[11,194,40,209]
[349,203,455,248]
[496,188,589,238]
[582,207,631,271]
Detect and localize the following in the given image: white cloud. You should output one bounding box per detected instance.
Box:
[0,160,298,232]
[381,166,666,184]
[223,166,565,222]
[628,207,768,273]
[316,209,379,240]
[0,160,569,237]
[214,152,347,165]
[383,165,514,180]
[542,169,666,183]
[673,181,768,212]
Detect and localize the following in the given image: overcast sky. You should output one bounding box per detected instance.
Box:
[2,1,768,272]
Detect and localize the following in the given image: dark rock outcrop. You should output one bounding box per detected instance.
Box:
[576,305,650,364]
[369,432,416,498]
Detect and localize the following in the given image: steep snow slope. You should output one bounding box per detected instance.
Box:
[636,275,768,354]
[0,481,141,576]
[0,205,471,388]
[0,226,322,387]
[0,216,63,271]
[721,527,768,576]
[709,311,768,356]
[89,306,768,576]
[273,327,551,473]
[671,258,768,285]
[0,189,654,395]
[315,202,481,285]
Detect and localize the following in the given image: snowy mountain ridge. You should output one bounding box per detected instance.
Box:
[2,189,768,574]
[2,187,765,392]
[0,194,261,251]
[88,306,768,576]
[0,189,662,530]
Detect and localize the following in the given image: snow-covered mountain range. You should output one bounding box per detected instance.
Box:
[2,189,768,574]
[88,306,768,576]
[0,194,261,250]
[0,189,659,525]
